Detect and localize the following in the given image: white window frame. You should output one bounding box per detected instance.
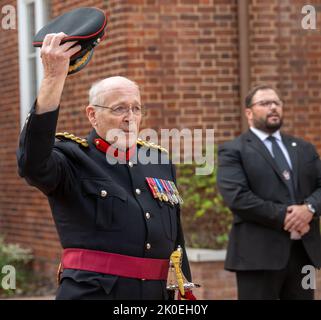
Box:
[18,0,49,128]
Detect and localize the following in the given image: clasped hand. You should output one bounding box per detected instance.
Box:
[284,205,314,236]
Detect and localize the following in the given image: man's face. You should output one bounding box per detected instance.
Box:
[246,89,283,133]
[89,83,142,149]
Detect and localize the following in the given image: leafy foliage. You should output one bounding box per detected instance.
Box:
[0,236,33,297]
[177,147,232,249]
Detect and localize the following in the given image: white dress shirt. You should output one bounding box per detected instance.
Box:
[250,127,292,169]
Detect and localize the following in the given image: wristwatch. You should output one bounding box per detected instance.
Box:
[306,202,316,215]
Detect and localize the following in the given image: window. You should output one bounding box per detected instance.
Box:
[18,0,49,128]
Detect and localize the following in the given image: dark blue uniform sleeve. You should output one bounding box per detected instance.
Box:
[17,103,71,195]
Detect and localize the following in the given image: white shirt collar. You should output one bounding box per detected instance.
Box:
[250,127,282,142]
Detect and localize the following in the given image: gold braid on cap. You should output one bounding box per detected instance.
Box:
[68,50,92,73]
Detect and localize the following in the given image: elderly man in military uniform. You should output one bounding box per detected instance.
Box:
[17,32,191,300]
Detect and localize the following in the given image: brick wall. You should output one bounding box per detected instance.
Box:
[249,0,321,150]
[0,0,321,298]
[0,0,63,273]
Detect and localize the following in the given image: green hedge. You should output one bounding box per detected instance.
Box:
[177,148,232,249]
[0,237,33,297]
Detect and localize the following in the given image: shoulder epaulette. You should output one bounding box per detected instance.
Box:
[137,138,168,153]
[55,132,89,148]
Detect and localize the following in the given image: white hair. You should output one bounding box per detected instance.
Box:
[89,76,140,106]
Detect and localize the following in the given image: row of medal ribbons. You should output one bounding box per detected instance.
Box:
[145,177,183,205]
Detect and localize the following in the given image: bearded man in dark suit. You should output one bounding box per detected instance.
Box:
[217,85,321,300]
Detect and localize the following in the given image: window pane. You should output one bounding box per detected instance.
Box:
[27,2,36,55]
[28,57,37,105]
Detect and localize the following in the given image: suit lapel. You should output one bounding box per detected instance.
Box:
[281,134,299,190]
[245,130,288,185]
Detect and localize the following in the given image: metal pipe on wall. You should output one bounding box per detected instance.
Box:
[237,0,250,132]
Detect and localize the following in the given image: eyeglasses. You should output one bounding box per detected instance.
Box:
[249,100,284,108]
[93,104,146,116]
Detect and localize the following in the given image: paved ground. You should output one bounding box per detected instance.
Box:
[3,295,55,300]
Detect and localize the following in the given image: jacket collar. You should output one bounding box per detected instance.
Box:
[250,127,282,143]
[87,129,136,161]
[244,130,299,189]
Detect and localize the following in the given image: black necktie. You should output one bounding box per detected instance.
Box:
[267,136,296,203]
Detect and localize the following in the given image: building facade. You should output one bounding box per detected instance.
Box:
[0,0,321,298]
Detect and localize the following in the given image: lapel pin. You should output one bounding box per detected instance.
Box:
[282,170,291,181]
[292,142,297,147]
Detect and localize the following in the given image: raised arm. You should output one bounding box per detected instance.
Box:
[37,32,80,113]
[17,33,81,195]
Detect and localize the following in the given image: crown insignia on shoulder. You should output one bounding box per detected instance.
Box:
[136,138,168,153]
[55,132,89,148]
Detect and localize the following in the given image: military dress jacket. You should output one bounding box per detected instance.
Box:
[17,104,191,299]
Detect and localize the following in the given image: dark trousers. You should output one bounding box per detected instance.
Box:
[55,269,169,300]
[236,241,315,300]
